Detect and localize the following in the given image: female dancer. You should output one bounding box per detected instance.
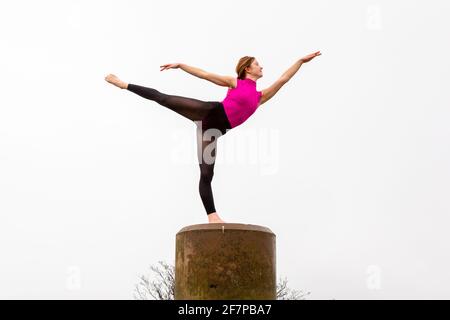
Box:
[105,51,321,223]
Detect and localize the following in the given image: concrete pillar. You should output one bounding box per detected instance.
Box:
[175,223,276,300]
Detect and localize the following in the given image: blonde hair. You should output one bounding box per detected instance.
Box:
[235,56,255,80]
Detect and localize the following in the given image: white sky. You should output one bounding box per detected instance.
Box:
[1,0,449,299]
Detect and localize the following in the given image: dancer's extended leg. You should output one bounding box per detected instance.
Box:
[126,84,215,122]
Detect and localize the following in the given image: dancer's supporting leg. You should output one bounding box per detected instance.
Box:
[196,125,226,223]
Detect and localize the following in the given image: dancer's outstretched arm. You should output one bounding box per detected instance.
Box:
[259,51,322,106]
[160,62,234,88]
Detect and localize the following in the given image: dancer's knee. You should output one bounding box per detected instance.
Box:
[199,167,214,183]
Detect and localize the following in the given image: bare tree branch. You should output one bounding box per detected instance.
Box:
[134,261,309,300]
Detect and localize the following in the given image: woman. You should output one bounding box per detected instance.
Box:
[105,51,321,223]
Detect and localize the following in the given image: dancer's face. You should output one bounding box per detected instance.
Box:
[246,59,263,79]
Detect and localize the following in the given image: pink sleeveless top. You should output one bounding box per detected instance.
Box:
[221,77,262,128]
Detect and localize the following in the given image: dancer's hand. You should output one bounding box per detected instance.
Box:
[300,51,322,63]
[160,63,181,71]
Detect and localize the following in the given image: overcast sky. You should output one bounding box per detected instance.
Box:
[1,0,449,299]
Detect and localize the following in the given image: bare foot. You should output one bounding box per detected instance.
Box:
[105,74,128,89]
[207,212,226,223]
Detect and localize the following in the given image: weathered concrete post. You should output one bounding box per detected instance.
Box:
[175,223,276,300]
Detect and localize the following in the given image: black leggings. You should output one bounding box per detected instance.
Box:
[126,84,232,215]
